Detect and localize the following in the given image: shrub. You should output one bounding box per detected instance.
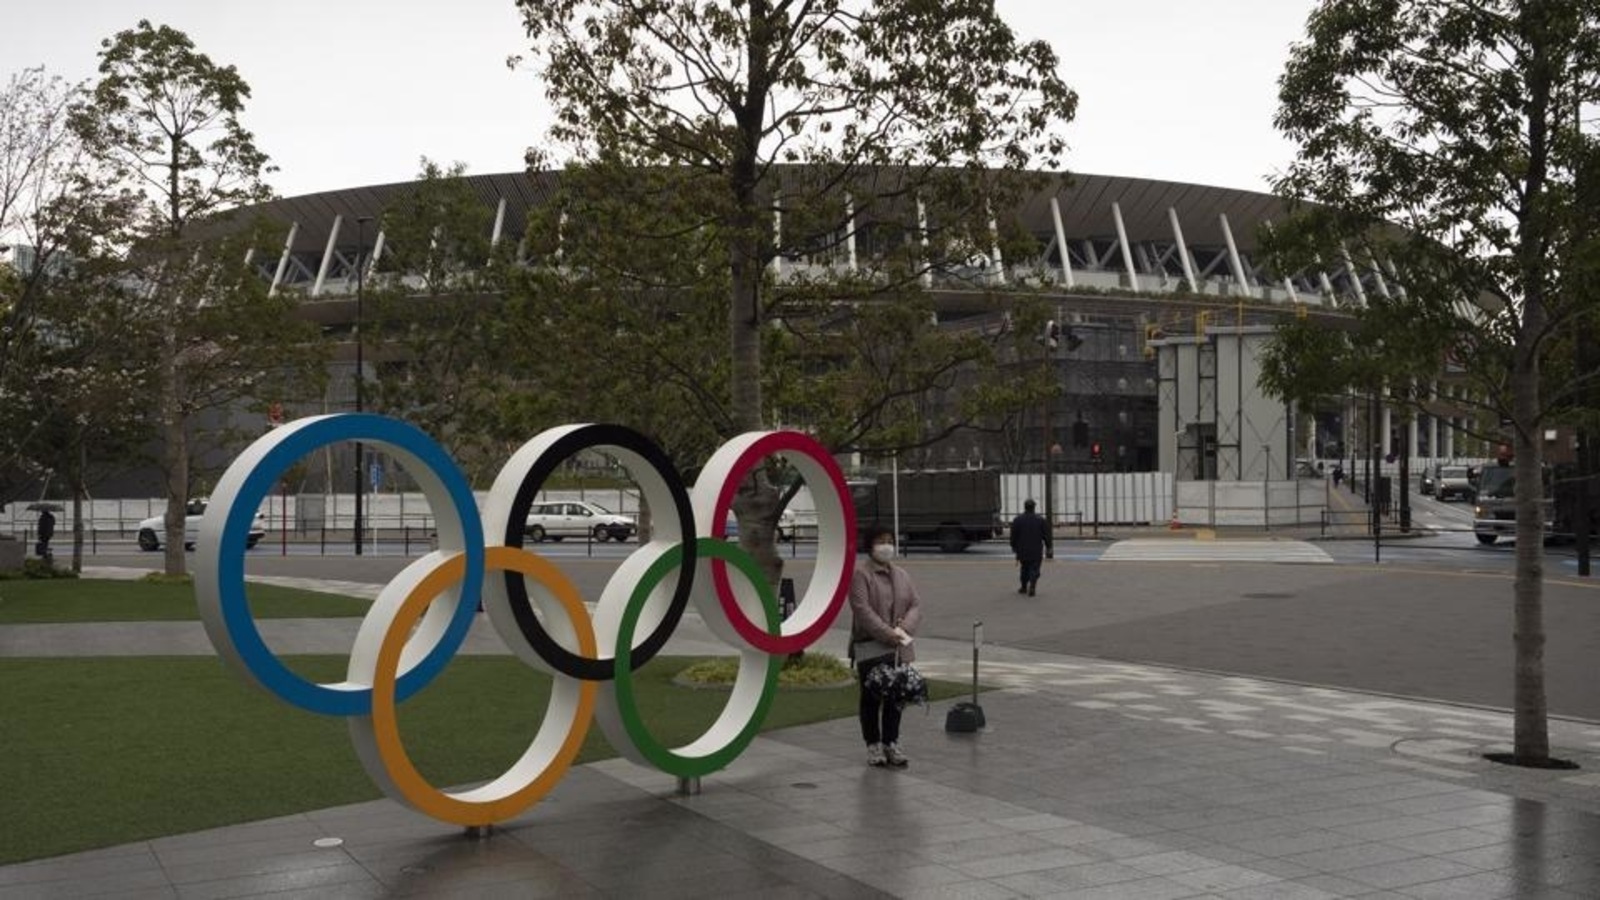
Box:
[678,651,852,687]
[0,559,79,580]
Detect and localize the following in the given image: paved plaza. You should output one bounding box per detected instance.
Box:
[3,552,1599,898]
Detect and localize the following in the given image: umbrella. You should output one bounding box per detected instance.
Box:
[25,502,64,512]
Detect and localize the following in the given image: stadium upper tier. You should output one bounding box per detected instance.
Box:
[223,169,1382,309]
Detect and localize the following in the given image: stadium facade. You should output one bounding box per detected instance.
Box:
[42,169,1485,498]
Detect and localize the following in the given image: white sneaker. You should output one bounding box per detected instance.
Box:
[866,743,886,767]
[884,743,909,768]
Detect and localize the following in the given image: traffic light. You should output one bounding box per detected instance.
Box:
[1090,442,1103,463]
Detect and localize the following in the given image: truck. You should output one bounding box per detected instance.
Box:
[849,469,1003,553]
[1472,460,1600,545]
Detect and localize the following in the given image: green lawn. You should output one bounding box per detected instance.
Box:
[0,579,370,623]
[0,654,969,864]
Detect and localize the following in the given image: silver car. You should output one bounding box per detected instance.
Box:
[523,500,636,543]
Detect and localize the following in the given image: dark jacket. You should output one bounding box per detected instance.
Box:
[1009,511,1051,561]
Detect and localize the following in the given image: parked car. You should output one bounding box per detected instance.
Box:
[724,508,797,542]
[1434,465,1476,502]
[138,498,266,551]
[524,500,636,542]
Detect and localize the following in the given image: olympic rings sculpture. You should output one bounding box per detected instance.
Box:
[196,414,856,827]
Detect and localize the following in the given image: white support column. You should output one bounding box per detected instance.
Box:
[917,194,932,288]
[556,210,567,262]
[1049,196,1074,288]
[490,198,507,247]
[1111,201,1138,288]
[1316,258,1337,303]
[987,210,1005,285]
[844,193,857,273]
[311,214,343,297]
[1381,254,1407,298]
[1262,220,1300,303]
[1381,403,1393,459]
[1368,249,1392,299]
[242,247,255,267]
[1167,207,1197,292]
[367,230,386,280]
[1218,213,1250,298]
[1340,242,1368,307]
[269,222,300,296]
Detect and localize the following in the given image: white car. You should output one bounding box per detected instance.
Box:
[724,508,798,541]
[137,498,266,551]
[524,500,636,543]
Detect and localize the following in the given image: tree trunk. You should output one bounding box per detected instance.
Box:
[161,326,188,577]
[1510,349,1548,764]
[70,459,84,575]
[1510,10,1552,765]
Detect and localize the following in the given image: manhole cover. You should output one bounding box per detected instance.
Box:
[791,782,818,790]
[1240,592,1294,600]
[312,837,344,849]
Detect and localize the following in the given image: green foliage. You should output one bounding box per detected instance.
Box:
[679,651,853,687]
[1268,0,1600,427]
[73,20,273,235]
[510,0,1078,448]
[363,159,519,483]
[1271,0,1600,765]
[0,558,77,580]
[54,22,325,574]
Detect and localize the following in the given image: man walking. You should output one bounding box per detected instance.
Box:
[1009,499,1051,596]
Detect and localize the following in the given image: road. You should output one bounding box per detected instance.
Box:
[77,495,1600,724]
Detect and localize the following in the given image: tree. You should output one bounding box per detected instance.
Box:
[71,21,323,575]
[363,159,520,484]
[0,66,95,503]
[1272,0,1599,765]
[512,0,1076,574]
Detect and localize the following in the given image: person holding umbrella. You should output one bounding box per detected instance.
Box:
[32,505,57,561]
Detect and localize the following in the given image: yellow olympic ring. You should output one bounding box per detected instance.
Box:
[348,547,597,826]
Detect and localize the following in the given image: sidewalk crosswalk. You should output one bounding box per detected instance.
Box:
[1098,538,1334,564]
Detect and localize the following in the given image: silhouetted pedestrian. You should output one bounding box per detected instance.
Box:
[35,508,55,560]
[1009,499,1052,596]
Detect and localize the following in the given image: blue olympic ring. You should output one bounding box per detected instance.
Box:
[197,414,485,716]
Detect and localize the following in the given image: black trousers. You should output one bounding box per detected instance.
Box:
[856,658,902,745]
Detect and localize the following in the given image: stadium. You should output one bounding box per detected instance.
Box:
[5,167,1486,531]
[226,167,1479,479]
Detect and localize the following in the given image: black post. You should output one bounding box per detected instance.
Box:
[353,216,372,556]
[1577,431,1591,576]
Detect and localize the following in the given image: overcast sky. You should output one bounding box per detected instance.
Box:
[3,1,1319,199]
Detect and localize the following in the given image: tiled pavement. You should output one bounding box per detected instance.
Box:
[4,573,1600,898]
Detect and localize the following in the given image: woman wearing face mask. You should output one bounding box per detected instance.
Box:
[848,525,923,768]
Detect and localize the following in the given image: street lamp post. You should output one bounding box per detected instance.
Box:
[353,216,373,556]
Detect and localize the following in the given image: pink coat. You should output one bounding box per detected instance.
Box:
[848,560,923,663]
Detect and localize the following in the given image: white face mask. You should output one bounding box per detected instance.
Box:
[871,543,896,564]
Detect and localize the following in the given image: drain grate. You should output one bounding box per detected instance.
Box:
[1240,592,1294,600]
